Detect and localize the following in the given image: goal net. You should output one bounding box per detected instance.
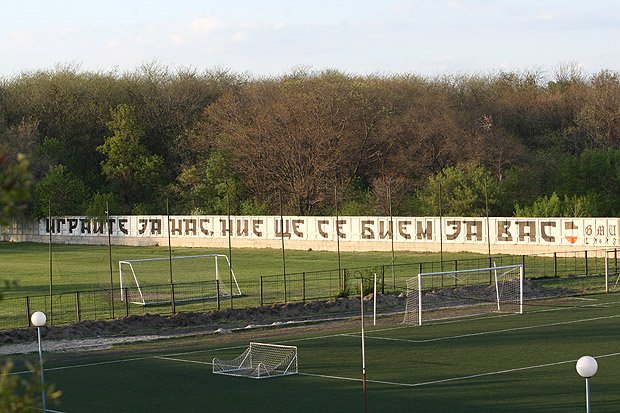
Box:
[212,343,298,379]
[403,264,524,326]
[119,254,242,306]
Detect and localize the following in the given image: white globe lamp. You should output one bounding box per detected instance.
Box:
[576,356,598,413]
[31,311,47,327]
[576,356,598,378]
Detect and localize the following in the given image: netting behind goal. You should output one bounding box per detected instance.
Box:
[119,254,242,306]
[212,343,298,379]
[403,264,523,326]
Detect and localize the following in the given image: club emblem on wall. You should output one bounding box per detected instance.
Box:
[564,221,578,243]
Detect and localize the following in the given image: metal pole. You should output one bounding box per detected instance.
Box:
[335,182,342,292]
[605,252,609,293]
[280,192,287,302]
[48,198,53,324]
[166,199,173,286]
[585,377,591,413]
[485,179,492,281]
[438,180,444,272]
[388,184,395,290]
[106,202,114,318]
[373,273,377,326]
[227,191,234,309]
[37,326,46,412]
[360,281,367,413]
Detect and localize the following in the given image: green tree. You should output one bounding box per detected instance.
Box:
[33,164,88,217]
[0,153,32,224]
[417,163,502,216]
[97,104,165,213]
[515,192,562,217]
[0,360,62,412]
[515,192,597,217]
[83,192,119,218]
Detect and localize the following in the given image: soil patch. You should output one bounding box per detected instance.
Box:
[0,293,405,355]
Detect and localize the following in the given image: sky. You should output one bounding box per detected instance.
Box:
[1,0,619,79]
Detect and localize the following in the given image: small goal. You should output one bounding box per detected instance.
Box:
[212,343,298,379]
[119,254,242,306]
[403,264,524,326]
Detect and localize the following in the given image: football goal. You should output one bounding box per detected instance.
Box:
[119,254,242,306]
[403,264,524,326]
[212,342,298,379]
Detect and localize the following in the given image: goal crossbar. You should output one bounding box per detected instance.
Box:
[403,264,524,326]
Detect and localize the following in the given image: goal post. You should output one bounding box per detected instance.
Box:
[119,254,242,305]
[212,342,298,379]
[403,264,524,326]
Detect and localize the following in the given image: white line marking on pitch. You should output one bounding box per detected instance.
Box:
[343,313,620,344]
[300,351,620,388]
[155,356,213,365]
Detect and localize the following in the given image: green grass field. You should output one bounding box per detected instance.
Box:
[6,292,620,412]
[2,242,619,411]
[0,242,476,297]
[0,242,616,331]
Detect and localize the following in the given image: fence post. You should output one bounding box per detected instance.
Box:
[488,256,493,284]
[171,283,176,314]
[553,252,557,277]
[302,272,306,302]
[76,291,81,322]
[260,276,264,307]
[381,266,385,294]
[124,288,129,317]
[26,296,31,327]
[584,250,589,276]
[110,287,115,319]
[284,273,287,304]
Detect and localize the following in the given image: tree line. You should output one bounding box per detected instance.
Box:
[1,63,619,219]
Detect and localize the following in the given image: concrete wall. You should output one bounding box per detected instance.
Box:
[2,215,619,255]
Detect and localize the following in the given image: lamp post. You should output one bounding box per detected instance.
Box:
[576,355,598,413]
[31,311,47,412]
